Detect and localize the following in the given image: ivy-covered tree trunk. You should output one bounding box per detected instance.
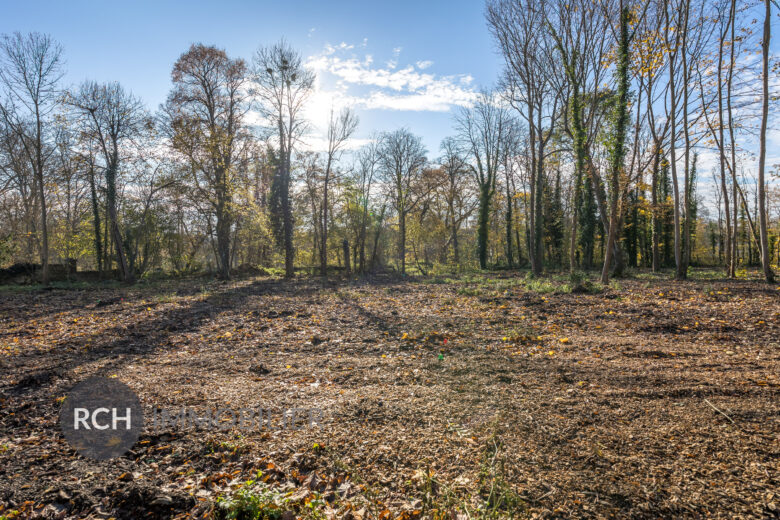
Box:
[398,207,407,274]
[215,168,231,280]
[601,5,630,284]
[505,174,514,268]
[88,161,103,277]
[533,110,545,276]
[106,154,133,283]
[477,185,491,270]
[651,147,661,272]
[569,80,586,274]
[448,197,460,266]
[579,173,597,270]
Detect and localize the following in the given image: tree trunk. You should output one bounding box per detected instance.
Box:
[398,209,406,274]
[106,160,133,283]
[717,8,733,278]
[601,212,618,284]
[34,110,49,286]
[527,99,540,274]
[320,158,331,277]
[216,201,231,280]
[533,109,545,276]
[370,205,386,271]
[727,0,738,277]
[667,2,684,281]
[88,162,103,276]
[651,147,661,272]
[601,5,630,284]
[342,239,351,276]
[448,198,460,266]
[477,185,490,269]
[680,0,691,279]
[282,156,294,278]
[569,77,587,274]
[757,0,776,283]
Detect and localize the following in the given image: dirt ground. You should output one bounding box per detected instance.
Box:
[0,271,778,519]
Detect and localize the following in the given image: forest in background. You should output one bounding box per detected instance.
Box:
[1,0,779,286]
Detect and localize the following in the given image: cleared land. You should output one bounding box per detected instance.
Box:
[0,272,778,519]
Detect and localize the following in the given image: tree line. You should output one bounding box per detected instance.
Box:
[0,0,778,284]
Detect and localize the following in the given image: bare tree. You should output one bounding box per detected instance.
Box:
[320,107,358,276]
[757,0,775,283]
[353,140,380,273]
[488,0,562,275]
[69,81,148,283]
[726,0,739,277]
[253,40,315,278]
[377,129,429,275]
[439,137,477,267]
[0,32,63,284]
[456,90,513,270]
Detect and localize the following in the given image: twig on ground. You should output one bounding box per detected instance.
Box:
[704,398,736,426]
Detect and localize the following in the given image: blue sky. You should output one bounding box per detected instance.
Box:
[0,0,503,154]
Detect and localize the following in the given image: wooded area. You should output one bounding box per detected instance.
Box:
[1,0,779,519]
[1,0,778,286]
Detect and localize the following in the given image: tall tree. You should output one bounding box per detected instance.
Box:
[456,91,512,270]
[501,125,521,268]
[716,0,733,277]
[377,129,428,275]
[353,141,379,273]
[70,81,148,283]
[439,137,476,267]
[726,0,738,277]
[488,0,562,275]
[0,32,63,284]
[665,0,685,280]
[546,0,610,273]
[638,7,672,274]
[164,44,249,279]
[253,40,315,278]
[320,107,357,276]
[82,143,103,276]
[601,2,632,284]
[757,0,775,283]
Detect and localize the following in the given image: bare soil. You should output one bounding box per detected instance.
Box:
[0,272,778,519]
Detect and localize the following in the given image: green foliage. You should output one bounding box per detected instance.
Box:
[0,233,13,266]
[456,286,482,296]
[523,277,560,294]
[475,425,527,518]
[266,146,285,251]
[578,170,598,270]
[214,484,285,520]
[543,170,564,267]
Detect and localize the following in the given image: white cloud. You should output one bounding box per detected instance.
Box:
[289,42,479,152]
[305,43,477,113]
[359,85,475,112]
[386,47,402,70]
[322,42,355,55]
[300,134,375,153]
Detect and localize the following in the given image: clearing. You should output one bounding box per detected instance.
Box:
[0,272,778,519]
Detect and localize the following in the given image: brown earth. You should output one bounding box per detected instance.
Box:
[0,272,778,519]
